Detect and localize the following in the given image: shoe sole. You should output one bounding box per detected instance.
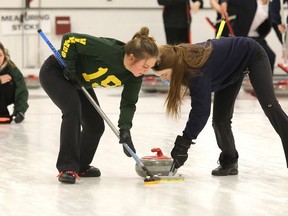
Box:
[211,169,239,176]
[58,177,76,184]
[78,170,101,177]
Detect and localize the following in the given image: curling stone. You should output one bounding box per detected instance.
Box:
[135,148,174,178]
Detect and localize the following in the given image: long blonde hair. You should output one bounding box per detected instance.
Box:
[155,41,213,118]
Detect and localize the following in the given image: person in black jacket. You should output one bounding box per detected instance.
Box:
[0,42,29,124]
[152,37,288,176]
[219,0,276,72]
[270,0,288,34]
[158,0,203,44]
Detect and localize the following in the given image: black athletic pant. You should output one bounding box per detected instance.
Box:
[0,81,15,116]
[212,44,288,167]
[252,37,276,73]
[165,27,190,45]
[39,55,105,173]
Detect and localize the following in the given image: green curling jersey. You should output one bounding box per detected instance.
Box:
[0,62,29,114]
[60,33,143,130]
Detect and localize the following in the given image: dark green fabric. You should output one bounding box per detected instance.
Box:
[59,33,143,129]
[0,63,29,114]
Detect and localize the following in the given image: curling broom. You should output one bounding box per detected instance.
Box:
[37,29,161,185]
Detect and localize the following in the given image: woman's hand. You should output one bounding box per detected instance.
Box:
[0,74,12,84]
[278,24,286,34]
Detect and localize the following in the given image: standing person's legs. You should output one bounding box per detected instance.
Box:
[178,28,190,43]
[39,56,82,175]
[78,88,104,177]
[211,77,243,176]
[165,28,190,44]
[257,39,276,73]
[249,45,288,167]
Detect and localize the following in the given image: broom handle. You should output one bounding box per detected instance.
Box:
[223,13,235,36]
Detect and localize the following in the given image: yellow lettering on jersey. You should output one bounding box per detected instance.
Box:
[92,83,99,88]
[68,37,75,43]
[69,37,86,45]
[61,51,66,58]
[79,39,86,45]
[82,67,108,81]
[61,36,87,59]
[82,68,122,87]
[63,40,70,47]
[63,46,68,53]
[101,75,121,87]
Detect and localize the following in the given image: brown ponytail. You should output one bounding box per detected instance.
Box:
[124,27,159,61]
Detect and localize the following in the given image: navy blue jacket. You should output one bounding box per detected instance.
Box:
[270,0,288,24]
[221,0,272,39]
[182,37,258,140]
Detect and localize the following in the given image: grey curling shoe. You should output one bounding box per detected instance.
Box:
[211,162,238,176]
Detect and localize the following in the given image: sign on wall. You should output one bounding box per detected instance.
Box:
[0,12,51,35]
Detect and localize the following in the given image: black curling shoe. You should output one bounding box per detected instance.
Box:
[58,170,79,184]
[211,162,239,176]
[79,166,101,177]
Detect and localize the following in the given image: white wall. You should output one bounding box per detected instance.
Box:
[0,1,283,76]
[0,0,212,8]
